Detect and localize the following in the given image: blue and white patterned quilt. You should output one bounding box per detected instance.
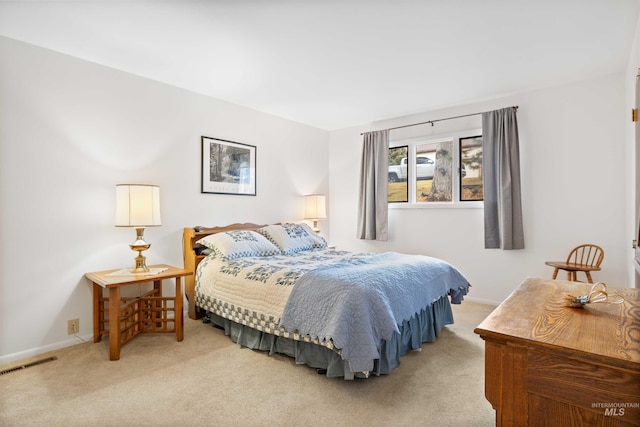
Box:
[195,249,469,371]
[279,252,469,372]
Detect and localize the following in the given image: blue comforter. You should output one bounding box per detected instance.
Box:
[279,252,469,373]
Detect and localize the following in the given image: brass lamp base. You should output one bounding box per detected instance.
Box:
[129,227,151,273]
[130,252,150,273]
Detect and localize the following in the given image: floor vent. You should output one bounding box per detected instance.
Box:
[0,356,58,376]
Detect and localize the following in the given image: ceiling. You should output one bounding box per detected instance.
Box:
[0,1,638,130]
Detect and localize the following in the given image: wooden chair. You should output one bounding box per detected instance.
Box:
[545,244,604,283]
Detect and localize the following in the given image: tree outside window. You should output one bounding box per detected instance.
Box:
[460,136,483,201]
[417,141,453,203]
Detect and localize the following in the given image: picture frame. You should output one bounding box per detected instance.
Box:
[201,136,257,196]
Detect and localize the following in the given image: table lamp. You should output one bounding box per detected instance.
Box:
[115,184,161,273]
[304,194,326,233]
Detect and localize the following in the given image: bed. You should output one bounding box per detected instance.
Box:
[183,223,470,379]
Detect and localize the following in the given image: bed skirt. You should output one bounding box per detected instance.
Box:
[202,295,454,380]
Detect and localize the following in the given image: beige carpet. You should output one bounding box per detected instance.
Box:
[0,301,496,427]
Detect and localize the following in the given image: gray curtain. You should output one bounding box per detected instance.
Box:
[357,130,389,240]
[482,107,525,249]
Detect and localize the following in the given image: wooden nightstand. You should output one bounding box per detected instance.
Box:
[85,264,193,360]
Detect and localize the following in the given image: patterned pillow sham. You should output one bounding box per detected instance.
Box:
[196,230,281,259]
[257,223,327,255]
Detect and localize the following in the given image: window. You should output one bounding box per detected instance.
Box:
[416,140,453,202]
[460,135,483,201]
[388,131,482,207]
[388,145,408,203]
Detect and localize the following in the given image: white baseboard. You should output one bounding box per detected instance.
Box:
[0,334,94,365]
[1,308,190,365]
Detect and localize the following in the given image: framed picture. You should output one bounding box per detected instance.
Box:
[201,136,256,195]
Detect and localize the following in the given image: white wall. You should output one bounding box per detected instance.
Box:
[626,8,640,287]
[0,36,329,363]
[329,73,627,305]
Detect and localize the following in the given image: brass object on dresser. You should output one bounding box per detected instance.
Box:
[475,278,639,426]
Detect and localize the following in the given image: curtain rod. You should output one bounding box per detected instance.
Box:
[360,105,519,135]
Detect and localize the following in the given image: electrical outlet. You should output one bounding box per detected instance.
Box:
[67,319,79,335]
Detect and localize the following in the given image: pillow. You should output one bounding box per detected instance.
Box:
[257,223,327,254]
[196,230,281,259]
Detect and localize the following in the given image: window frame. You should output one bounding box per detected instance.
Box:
[388,145,409,203]
[388,128,483,210]
[459,134,484,203]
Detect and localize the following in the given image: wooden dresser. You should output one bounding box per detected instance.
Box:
[475,278,640,426]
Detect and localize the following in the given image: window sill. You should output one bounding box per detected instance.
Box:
[389,201,484,210]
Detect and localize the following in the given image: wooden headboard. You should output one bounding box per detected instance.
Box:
[183,223,267,319]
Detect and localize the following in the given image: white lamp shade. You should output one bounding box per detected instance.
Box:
[304,194,327,220]
[115,184,161,227]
